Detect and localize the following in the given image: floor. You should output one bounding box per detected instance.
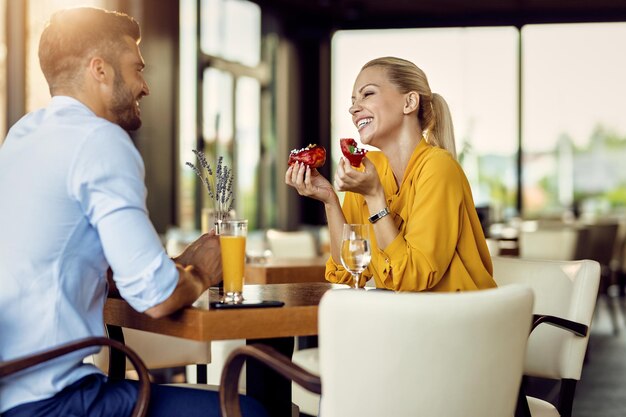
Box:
[572,297,626,417]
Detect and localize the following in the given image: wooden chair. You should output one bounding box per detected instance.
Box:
[219,285,534,417]
[0,337,150,417]
[492,257,601,417]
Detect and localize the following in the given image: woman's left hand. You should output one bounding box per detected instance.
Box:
[334,157,383,200]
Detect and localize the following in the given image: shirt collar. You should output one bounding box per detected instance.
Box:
[47,96,97,117]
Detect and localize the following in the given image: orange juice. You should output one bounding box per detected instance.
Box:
[220,235,246,293]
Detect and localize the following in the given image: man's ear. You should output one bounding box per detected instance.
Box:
[87,56,113,84]
[403,91,419,114]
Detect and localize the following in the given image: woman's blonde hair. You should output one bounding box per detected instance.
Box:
[362,57,457,158]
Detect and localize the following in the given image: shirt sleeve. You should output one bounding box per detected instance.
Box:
[68,124,178,312]
[378,153,465,291]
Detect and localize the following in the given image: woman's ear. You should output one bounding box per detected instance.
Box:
[403,91,419,114]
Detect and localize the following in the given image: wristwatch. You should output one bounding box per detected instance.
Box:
[368,207,390,224]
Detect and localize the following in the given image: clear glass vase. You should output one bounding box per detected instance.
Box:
[214,219,223,235]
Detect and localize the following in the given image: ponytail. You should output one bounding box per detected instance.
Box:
[425,93,456,159]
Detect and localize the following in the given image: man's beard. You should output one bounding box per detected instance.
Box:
[110,74,142,131]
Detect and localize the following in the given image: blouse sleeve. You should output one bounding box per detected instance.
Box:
[378,153,465,291]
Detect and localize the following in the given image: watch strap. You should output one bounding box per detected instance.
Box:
[368,207,390,224]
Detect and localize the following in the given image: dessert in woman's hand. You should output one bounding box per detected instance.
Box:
[288,144,326,168]
[340,138,367,167]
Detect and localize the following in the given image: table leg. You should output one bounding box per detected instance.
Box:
[246,337,295,417]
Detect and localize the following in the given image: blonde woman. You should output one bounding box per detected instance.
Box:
[286,56,495,292]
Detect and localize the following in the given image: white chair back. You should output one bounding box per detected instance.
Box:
[266,229,317,258]
[318,286,534,417]
[492,256,600,380]
[92,328,212,371]
[519,227,579,260]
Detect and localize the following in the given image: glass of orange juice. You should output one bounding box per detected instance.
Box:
[220,219,247,303]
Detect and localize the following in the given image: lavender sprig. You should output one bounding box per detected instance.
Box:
[186,150,235,223]
[185,161,214,199]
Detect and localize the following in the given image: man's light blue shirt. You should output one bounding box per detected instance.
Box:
[0,96,178,412]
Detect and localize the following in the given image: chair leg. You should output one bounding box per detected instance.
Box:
[557,379,577,417]
[618,271,626,317]
[105,324,127,380]
[515,376,532,417]
[605,294,621,335]
[599,270,621,336]
[618,271,626,297]
[196,364,208,384]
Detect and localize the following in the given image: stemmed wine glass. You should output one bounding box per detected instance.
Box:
[340,224,372,288]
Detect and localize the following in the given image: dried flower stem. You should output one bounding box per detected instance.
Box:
[186,150,235,223]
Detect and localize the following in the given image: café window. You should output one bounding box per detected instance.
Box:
[179,0,265,230]
[521,22,626,219]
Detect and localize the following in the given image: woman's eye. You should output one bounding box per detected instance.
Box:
[363,91,373,97]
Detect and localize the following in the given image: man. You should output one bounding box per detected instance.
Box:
[0,7,266,417]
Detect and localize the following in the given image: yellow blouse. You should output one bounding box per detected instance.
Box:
[326,140,496,292]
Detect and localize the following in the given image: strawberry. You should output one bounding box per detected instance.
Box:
[288,144,326,169]
[340,138,367,167]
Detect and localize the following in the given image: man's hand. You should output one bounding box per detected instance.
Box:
[173,231,223,288]
[144,232,223,319]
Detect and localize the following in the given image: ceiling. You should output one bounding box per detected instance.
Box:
[254,0,626,31]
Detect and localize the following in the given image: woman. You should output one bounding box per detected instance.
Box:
[286,56,495,292]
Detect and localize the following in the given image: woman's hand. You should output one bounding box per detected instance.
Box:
[285,162,336,204]
[334,157,383,200]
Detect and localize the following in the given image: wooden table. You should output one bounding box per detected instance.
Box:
[104,282,345,416]
[244,257,328,284]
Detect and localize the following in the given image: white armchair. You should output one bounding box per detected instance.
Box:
[220,285,534,417]
[492,256,601,417]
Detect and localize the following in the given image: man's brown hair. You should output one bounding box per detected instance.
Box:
[39,7,140,94]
